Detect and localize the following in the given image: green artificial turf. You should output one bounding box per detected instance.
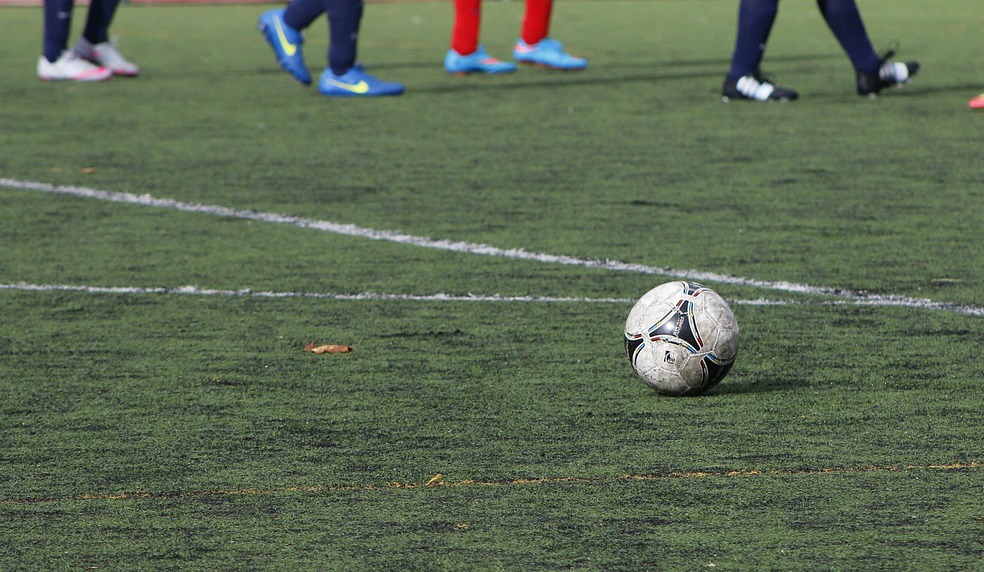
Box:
[1,1,982,570]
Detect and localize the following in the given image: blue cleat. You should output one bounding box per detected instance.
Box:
[444,46,517,75]
[513,38,587,71]
[318,65,404,97]
[258,9,311,85]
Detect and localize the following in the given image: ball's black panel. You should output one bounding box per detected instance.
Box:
[625,334,645,365]
[647,300,702,353]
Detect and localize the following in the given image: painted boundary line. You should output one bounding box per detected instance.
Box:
[2,178,981,317]
[0,281,799,306]
[3,282,981,317]
[0,282,637,304]
[2,461,980,505]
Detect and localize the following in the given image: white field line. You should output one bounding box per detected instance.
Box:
[3,282,982,317]
[0,282,635,304]
[1,178,981,317]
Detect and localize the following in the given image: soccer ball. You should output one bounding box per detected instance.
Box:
[624,281,739,396]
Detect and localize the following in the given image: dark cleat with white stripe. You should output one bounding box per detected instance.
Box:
[856,50,919,98]
[722,70,798,102]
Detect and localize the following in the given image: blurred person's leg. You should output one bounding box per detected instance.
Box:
[451,0,481,56]
[43,0,74,62]
[81,0,122,45]
[318,0,403,96]
[325,0,362,74]
[726,0,778,81]
[74,0,138,76]
[816,0,879,73]
[520,0,552,46]
[818,0,919,96]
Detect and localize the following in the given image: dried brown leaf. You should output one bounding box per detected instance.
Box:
[305,343,353,354]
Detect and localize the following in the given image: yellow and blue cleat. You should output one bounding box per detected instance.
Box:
[258,9,311,86]
[318,65,404,97]
[513,38,586,71]
[444,47,517,75]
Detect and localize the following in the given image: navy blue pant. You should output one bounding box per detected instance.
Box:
[727,0,881,80]
[43,0,122,62]
[284,0,364,75]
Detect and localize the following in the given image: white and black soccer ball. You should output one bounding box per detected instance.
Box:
[624,281,739,396]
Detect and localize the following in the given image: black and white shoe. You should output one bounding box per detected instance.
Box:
[722,70,798,102]
[857,49,919,97]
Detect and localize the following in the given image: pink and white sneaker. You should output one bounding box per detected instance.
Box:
[970,93,984,110]
[74,38,139,77]
[37,51,112,82]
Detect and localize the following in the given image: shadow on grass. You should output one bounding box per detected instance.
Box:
[414,69,725,94]
[107,51,838,83]
[54,53,976,103]
[364,51,843,72]
[803,82,984,100]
